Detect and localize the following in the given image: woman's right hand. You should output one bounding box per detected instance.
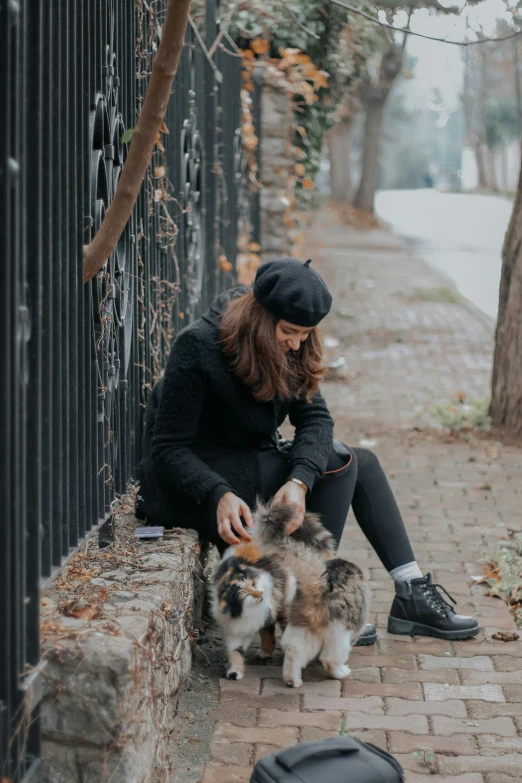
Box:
[217,492,254,545]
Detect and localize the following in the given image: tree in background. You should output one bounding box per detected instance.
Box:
[491,161,522,437]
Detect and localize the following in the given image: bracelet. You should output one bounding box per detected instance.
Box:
[289,477,308,494]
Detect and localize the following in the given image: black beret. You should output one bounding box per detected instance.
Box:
[253,257,332,327]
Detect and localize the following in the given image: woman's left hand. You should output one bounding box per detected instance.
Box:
[273,481,306,535]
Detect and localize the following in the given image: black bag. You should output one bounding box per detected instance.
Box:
[250,736,404,783]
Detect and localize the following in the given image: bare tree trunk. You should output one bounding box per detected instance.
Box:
[474,141,488,189]
[354,99,385,212]
[490,160,522,438]
[327,117,356,204]
[83,0,190,283]
[352,42,404,213]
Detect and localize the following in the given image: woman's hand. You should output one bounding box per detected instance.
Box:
[273,481,307,535]
[217,492,254,546]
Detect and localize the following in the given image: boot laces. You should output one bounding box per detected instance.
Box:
[422,582,457,616]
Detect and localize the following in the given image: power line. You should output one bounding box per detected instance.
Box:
[329,0,522,46]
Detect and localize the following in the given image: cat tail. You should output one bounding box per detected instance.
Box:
[291,512,335,555]
[323,558,370,632]
[253,499,297,545]
[324,558,364,592]
[254,500,335,554]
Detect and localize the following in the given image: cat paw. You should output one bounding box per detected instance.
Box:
[226,668,244,680]
[330,664,351,680]
[283,674,303,688]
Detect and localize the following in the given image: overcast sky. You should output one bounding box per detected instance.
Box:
[390,0,519,115]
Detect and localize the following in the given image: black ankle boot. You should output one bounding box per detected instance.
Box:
[354,623,377,646]
[388,573,480,640]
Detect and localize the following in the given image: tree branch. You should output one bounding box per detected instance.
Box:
[83,0,191,284]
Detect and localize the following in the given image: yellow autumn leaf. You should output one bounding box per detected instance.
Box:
[249,242,261,252]
[296,126,308,140]
[314,70,329,89]
[294,146,305,160]
[242,49,255,60]
[243,123,255,135]
[295,53,312,65]
[250,38,269,55]
[294,163,306,176]
[243,134,258,150]
[218,255,233,272]
[154,165,166,178]
[302,178,313,190]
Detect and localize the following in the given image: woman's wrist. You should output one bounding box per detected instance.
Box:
[289,476,308,494]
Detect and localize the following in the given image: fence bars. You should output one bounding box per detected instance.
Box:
[0,1,262,780]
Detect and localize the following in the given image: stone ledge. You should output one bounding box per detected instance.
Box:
[40,514,207,783]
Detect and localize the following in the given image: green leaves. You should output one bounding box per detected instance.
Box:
[121,128,134,144]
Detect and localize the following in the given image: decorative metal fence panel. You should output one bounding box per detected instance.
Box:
[0,1,259,780]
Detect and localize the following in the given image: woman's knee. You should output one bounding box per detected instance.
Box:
[352,447,381,476]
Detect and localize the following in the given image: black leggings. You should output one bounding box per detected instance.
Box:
[258,446,415,573]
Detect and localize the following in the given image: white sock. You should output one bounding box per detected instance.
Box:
[390,561,423,582]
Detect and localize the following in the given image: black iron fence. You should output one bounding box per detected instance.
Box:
[0,1,260,780]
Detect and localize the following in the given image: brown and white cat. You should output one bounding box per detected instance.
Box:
[211,541,296,680]
[254,501,370,688]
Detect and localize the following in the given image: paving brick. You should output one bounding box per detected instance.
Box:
[491,655,522,672]
[219,676,261,695]
[303,695,384,714]
[201,765,252,783]
[213,723,298,747]
[261,678,341,697]
[404,775,484,783]
[342,712,429,734]
[383,668,460,684]
[207,702,257,727]
[258,709,342,730]
[460,670,522,685]
[211,692,301,712]
[387,698,467,718]
[349,666,382,683]
[432,716,516,736]
[418,655,494,671]
[453,642,522,658]
[350,653,416,670]
[210,742,253,766]
[424,684,505,702]
[466,701,522,719]
[389,732,478,755]
[438,754,522,776]
[502,684,522,702]
[342,679,423,698]
[477,735,522,755]
[254,745,279,763]
[379,639,453,656]
[299,726,343,741]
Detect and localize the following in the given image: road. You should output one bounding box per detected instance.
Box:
[375,189,514,321]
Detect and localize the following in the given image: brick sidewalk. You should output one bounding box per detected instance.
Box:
[174,209,522,783]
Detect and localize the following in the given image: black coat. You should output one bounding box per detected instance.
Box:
[138,288,334,534]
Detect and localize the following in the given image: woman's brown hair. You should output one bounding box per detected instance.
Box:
[219,290,326,402]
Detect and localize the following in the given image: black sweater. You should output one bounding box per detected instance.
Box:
[140,288,334,532]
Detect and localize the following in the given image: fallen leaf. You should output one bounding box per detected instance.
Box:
[154,165,166,178]
[302,177,313,190]
[250,38,269,55]
[492,630,519,642]
[61,599,102,621]
[218,255,233,272]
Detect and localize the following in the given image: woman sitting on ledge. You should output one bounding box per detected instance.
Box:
[138,257,479,645]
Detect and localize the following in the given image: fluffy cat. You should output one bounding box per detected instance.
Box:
[211,513,333,680]
[255,501,370,688]
[211,541,296,680]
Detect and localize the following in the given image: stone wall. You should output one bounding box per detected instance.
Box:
[259,66,296,262]
[40,517,208,783]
